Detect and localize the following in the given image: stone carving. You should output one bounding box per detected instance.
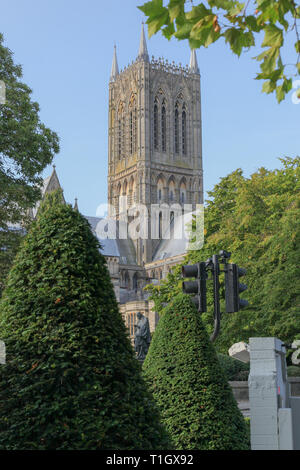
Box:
[134,312,151,361]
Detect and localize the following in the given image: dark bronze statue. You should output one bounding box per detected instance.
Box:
[134,312,151,361]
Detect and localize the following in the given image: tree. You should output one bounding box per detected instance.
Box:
[143,293,249,449]
[0,33,59,292]
[138,0,300,102]
[0,193,170,450]
[146,157,300,353]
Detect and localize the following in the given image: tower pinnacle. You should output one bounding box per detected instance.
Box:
[189,49,199,74]
[137,23,149,62]
[110,44,119,82]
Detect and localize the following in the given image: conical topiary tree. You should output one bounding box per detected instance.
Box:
[0,192,170,450]
[142,293,250,450]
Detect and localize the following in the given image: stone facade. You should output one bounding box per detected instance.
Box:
[108,25,203,267]
[105,26,203,340]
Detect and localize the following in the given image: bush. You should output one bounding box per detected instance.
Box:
[287,365,300,377]
[143,293,250,450]
[0,193,170,450]
[218,354,249,381]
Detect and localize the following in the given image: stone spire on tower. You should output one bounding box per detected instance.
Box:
[110,44,119,82]
[189,49,199,74]
[137,23,149,62]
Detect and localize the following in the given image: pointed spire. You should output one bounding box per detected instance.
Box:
[189,49,199,74]
[74,198,78,211]
[110,44,119,82]
[137,23,149,62]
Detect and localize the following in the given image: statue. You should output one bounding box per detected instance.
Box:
[134,312,151,361]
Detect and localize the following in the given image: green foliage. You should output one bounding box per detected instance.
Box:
[0,194,169,450]
[287,365,300,376]
[218,354,249,381]
[244,417,250,442]
[0,229,22,296]
[138,0,300,102]
[143,293,250,450]
[146,157,300,354]
[0,33,59,291]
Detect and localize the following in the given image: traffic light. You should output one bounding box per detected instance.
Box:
[225,263,248,313]
[182,262,207,313]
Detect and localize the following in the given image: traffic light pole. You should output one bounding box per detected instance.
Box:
[182,250,248,343]
[210,255,221,343]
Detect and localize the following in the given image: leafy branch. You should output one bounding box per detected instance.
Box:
[138,0,300,102]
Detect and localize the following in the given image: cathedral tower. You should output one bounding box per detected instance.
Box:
[108,25,203,266]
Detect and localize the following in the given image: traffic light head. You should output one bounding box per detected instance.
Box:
[182,264,199,278]
[225,263,249,313]
[182,262,207,313]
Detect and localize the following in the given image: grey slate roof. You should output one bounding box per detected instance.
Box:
[85,216,120,258]
[85,216,137,264]
[152,212,194,261]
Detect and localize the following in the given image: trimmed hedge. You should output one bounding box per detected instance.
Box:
[0,193,170,450]
[143,293,250,450]
[218,354,249,381]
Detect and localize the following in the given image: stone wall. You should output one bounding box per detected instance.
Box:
[229,378,300,418]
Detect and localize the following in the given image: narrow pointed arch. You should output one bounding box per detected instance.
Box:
[161,98,167,152]
[117,101,125,159]
[182,102,187,155]
[174,101,179,154]
[129,92,137,154]
[154,96,159,150]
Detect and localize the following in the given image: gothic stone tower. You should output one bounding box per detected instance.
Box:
[108,25,203,266]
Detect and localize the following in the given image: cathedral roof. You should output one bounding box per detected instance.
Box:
[85,216,137,264]
[31,166,64,218]
[85,216,120,258]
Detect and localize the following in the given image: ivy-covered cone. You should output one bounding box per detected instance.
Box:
[0,194,169,450]
[143,294,249,450]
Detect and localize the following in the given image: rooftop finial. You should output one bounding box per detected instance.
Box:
[74,198,78,211]
[137,23,149,62]
[189,49,200,74]
[110,44,119,82]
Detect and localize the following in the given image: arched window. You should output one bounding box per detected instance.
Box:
[170,211,174,239]
[154,97,159,150]
[118,118,122,159]
[133,107,137,153]
[182,104,186,155]
[129,94,137,154]
[168,179,175,203]
[161,100,166,152]
[117,102,125,159]
[133,273,138,291]
[174,103,179,154]
[124,271,130,289]
[157,177,164,203]
[159,211,163,239]
[130,111,133,154]
[127,312,136,337]
[180,180,187,204]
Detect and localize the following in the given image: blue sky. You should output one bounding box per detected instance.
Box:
[1,0,299,216]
